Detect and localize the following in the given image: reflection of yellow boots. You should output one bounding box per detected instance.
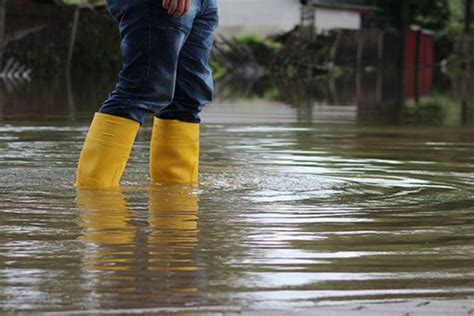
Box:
[76,188,135,271]
[76,113,139,189]
[148,185,199,274]
[150,118,200,185]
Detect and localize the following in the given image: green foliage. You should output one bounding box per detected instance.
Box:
[336,0,452,30]
[404,94,464,126]
[362,0,453,31]
[233,34,282,54]
[358,0,465,60]
[435,1,464,60]
[209,59,227,80]
[231,34,282,68]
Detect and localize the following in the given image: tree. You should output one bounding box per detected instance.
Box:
[364,0,452,31]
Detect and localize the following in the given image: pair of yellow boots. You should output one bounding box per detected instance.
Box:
[75,113,199,189]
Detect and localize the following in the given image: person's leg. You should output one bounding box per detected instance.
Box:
[150,0,219,185]
[156,0,219,123]
[76,0,199,189]
[100,0,200,125]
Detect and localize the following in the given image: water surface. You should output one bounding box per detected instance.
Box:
[0,75,474,312]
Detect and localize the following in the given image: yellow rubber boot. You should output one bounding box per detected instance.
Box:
[76,113,140,189]
[150,118,200,185]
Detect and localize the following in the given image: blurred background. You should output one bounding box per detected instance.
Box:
[2,0,474,125]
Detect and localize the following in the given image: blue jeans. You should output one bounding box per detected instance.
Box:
[100,0,218,125]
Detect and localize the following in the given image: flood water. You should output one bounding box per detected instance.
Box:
[1,72,474,312]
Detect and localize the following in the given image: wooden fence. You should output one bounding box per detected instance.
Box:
[331,29,401,67]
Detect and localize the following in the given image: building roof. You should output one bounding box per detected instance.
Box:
[307,0,378,13]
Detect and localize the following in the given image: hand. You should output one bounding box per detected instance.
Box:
[162,0,191,17]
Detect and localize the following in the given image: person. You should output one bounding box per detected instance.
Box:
[75,0,219,189]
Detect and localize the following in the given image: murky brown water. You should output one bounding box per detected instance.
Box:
[1,75,474,312]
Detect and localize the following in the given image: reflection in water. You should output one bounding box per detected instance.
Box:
[77,189,135,271]
[0,69,472,126]
[76,186,200,308]
[147,185,199,300]
[148,186,199,272]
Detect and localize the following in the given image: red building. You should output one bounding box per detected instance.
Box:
[404,25,434,101]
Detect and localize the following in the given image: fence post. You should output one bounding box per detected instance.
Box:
[356,31,364,68]
[377,30,384,64]
[67,6,80,73]
[414,28,422,103]
[329,30,342,65]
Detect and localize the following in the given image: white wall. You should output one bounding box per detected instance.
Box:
[217,0,302,37]
[217,1,362,37]
[314,7,361,30]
